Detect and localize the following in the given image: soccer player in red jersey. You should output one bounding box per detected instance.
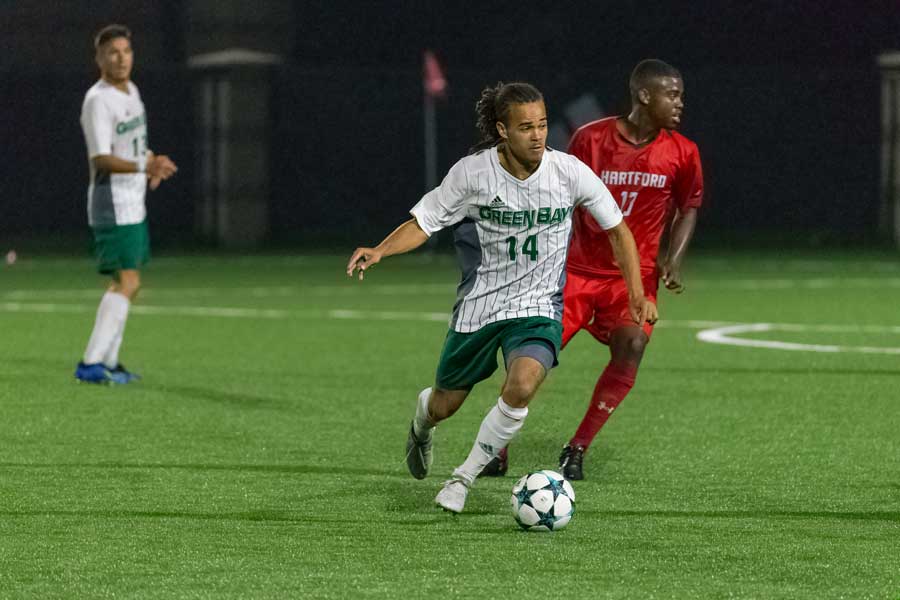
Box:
[484,59,702,479]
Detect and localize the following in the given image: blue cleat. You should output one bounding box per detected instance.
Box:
[74,362,115,384]
[110,364,141,384]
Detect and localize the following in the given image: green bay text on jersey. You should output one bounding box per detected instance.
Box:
[477,205,574,228]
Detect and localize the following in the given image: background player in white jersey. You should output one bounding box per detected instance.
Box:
[74,24,177,384]
[347,82,657,513]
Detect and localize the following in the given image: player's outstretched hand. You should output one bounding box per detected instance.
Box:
[347,247,383,281]
[629,297,658,326]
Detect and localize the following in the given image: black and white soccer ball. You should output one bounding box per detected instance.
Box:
[510,469,575,532]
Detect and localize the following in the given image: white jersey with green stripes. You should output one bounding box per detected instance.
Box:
[410,145,623,333]
[80,79,148,227]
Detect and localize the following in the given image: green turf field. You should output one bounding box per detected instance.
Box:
[1,251,898,599]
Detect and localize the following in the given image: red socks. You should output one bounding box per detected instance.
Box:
[569,361,637,449]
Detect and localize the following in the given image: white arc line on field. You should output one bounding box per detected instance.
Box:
[696,323,900,355]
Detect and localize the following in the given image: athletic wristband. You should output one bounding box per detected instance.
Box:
[136,154,147,173]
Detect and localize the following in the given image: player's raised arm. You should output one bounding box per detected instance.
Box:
[346,218,429,280]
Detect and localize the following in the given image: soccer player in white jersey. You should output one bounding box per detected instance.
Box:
[347,82,657,513]
[74,24,178,384]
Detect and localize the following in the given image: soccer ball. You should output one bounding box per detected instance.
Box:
[510,469,575,532]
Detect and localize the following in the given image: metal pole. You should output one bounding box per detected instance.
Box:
[424,92,438,250]
[878,52,900,247]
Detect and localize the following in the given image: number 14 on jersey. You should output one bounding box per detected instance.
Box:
[505,235,538,261]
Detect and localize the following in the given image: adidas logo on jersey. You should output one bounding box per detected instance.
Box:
[490,196,505,208]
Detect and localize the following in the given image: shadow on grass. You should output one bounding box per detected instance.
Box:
[642,365,900,377]
[0,357,66,369]
[0,461,398,478]
[0,508,493,526]
[0,509,354,523]
[0,509,303,522]
[502,435,622,475]
[140,383,289,409]
[582,509,900,522]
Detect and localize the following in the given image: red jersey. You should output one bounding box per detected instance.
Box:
[566,116,703,277]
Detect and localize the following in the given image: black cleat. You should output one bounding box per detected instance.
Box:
[479,447,508,477]
[405,421,433,480]
[558,444,586,480]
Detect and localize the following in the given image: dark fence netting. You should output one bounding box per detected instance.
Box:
[0,61,881,249]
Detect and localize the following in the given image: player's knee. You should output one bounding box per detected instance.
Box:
[627,334,648,356]
[119,272,141,298]
[502,372,543,407]
[430,387,468,421]
[121,281,140,299]
[612,331,648,363]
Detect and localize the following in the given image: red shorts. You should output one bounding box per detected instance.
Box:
[561,270,659,348]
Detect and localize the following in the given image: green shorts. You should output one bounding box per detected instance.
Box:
[91,220,150,275]
[435,316,563,390]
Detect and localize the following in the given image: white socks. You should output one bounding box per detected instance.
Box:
[102,322,126,369]
[413,387,435,439]
[453,397,528,485]
[83,291,130,367]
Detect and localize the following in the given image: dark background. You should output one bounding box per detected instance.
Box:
[1,0,899,250]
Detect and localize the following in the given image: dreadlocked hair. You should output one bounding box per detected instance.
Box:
[470,82,544,153]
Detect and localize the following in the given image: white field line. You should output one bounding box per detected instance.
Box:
[326,312,742,329]
[8,255,900,273]
[0,302,293,319]
[0,301,728,327]
[327,309,450,322]
[5,277,900,301]
[696,323,900,355]
[5,301,900,354]
[0,283,455,300]
[3,301,899,333]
